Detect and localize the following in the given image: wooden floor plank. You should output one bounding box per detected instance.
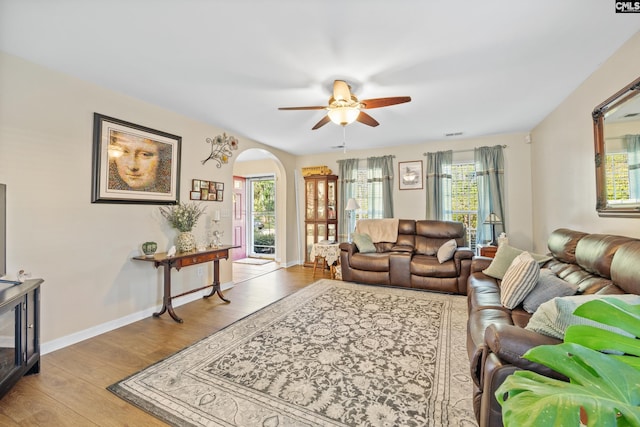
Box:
[0,266,317,426]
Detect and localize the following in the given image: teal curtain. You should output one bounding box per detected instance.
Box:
[475,145,505,245]
[625,134,640,201]
[337,158,359,241]
[425,150,452,220]
[367,155,395,218]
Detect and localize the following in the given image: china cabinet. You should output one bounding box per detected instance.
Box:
[304,174,338,266]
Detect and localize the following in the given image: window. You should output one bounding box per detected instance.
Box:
[352,167,384,220]
[451,162,478,249]
[605,152,630,201]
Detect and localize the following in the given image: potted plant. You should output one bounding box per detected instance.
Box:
[496,298,640,426]
[159,202,206,253]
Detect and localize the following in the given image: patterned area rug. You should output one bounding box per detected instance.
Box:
[109,280,477,426]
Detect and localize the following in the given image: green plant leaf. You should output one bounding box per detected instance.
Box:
[497,343,640,426]
[565,325,640,359]
[572,298,640,337]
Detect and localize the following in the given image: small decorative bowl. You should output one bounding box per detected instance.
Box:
[142,241,158,257]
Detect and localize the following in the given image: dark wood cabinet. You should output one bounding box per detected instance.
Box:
[0,278,42,399]
[304,174,338,266]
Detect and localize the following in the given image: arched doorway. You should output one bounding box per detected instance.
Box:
[231,149,286,283]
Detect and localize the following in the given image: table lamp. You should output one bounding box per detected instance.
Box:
[483,213,502,246]
[345,198,360,242]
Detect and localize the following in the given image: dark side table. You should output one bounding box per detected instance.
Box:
[133,245,237,323]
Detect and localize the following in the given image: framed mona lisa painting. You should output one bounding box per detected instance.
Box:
[91,113,181,204]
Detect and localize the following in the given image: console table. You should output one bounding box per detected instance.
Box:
[133,245,236,323]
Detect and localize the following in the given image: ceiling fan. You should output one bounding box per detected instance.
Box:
[279,80,411,130]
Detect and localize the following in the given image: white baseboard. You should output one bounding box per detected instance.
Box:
[41,281,235,355]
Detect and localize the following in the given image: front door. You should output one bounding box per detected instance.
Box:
[231,176,246,261]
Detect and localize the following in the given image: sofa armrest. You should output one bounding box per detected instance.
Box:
[471,256,493,273]
[339,242,358,256]
[484,323,566,380]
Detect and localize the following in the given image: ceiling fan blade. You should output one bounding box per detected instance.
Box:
[356,111,380,127]
[360,96,411,109]
[312,115,331,130]
[333,80,352,102]
[278,106,327,110]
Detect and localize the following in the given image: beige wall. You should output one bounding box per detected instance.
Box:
[296,132,535,250]
[0,52,296,351]
[530,31,640,252]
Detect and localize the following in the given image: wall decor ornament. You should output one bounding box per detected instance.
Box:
[190,179,224,201]
[91,113,181,204]
[202,133,238,168]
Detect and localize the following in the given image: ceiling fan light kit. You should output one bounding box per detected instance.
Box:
[327,106,360,126]
[279,79,411,130]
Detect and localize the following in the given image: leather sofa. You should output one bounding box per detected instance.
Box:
[467,228,640,427]
[339,219,474,294]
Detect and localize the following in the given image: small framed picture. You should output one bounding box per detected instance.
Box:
[192,179,201,191]
[208,193,217,201]
[190,191,201,200]
[216,182,224,191]
[398,160,423,190]
[217,190,224,201]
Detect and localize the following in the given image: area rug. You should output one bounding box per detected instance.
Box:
[108,280,477,426]
[233,258,273,265]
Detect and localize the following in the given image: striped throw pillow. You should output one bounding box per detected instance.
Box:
[500,251,540,309]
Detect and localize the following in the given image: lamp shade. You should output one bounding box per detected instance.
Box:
[328,107,360,126]
[484,213,502,224]
[345,198,360,211]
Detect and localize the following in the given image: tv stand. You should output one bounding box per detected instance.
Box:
[0,278,43,399]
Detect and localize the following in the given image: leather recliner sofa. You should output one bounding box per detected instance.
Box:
[467,228,640,427]
[339,219,474,294]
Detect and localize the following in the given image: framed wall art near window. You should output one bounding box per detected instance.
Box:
[91,113,181,204]
[398,160,423,190]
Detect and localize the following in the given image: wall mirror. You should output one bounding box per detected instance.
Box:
[593,76,640,217]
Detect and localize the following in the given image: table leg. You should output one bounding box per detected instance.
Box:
[153,263,183,323]
[204,259,230,303]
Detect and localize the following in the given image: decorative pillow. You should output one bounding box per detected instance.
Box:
[437,239,457,263]
[352,232,376,253]
[525,294,640,339]
[522,269,578,313]
[483,244,552,280]
[499,251,540,309]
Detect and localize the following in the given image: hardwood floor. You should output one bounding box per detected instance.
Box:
[0,265,324,426]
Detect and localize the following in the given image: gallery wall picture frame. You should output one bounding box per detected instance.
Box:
[91,113,181,204]
[398,160,423,190]
[190,179,224,202]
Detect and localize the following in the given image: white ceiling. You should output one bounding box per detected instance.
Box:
[1,1,638,156]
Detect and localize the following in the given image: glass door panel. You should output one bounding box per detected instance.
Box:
[317,180,326,220]
[328,224,336,242]
[306,181,315,220]
[306,224,315,262]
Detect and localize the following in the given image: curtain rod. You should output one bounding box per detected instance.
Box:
[422,145,507,156]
